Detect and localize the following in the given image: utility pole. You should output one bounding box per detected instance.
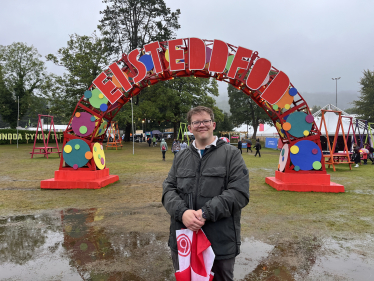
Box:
[332,77,341,107]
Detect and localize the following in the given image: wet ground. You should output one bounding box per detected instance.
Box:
[1,209,374,281]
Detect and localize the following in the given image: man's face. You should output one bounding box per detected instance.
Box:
[188,111,216,142]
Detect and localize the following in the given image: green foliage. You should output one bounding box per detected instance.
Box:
[0,43,47,128]
[98,0,181,55]
[344,107,357,115]
[215,112,234,134]
[353,69,374,122]
[228,84,272,139]
[310,105,322,114]
[45,33,109,122]
[114,77,223,133]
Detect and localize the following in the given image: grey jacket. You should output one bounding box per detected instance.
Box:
[162,139,250,260]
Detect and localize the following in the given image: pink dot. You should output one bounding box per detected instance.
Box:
[101,158,105,165]
[312,148,318,154]
[73,164,78,170]
[305,114,314,123]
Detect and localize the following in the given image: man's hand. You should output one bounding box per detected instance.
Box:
[182,210,205,231]
[195,209,206,223]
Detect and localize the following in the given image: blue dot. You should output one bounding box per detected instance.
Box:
[84,90,92,99]
[90,116,96,122]
[139,54,154,71]
[99,129,102,133]
[289,88,298,96]
[282,156,285,162]
[100,104,108,112]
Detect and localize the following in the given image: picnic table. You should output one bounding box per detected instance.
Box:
[30,146,61,159]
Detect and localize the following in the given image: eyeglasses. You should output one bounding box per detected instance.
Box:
[191,120,212,127]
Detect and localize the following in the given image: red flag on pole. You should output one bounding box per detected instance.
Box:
[259,124,264,131]
[175,229,215,281]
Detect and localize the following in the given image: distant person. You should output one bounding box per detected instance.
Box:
[238,139,242,154]
[254,140,261,157]
[147,137,152,147]
[180,140,187,151]
[160,139,168,161]
[247,141,252,153]
[364,143,374,164]
[171,140,181,155]
[152,136,157,147]
[352,143,361,168]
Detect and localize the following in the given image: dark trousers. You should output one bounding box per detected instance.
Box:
[171,250,235,281]
[247,147,252,152]
[238,147,242,154]
[162,151,166,159]
[353,153,360,164]
[255,150,261,157]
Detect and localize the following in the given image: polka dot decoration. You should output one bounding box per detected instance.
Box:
[290,145,299,154]
[278,144,289,172]
[89,88,109,109]
[275,122,285,138]
[282,122,291,131]
[165,49,170,62]
[286,111,313,138]
[94,117,108,137]
[276,88,294,109]
[71,112,96,137]
[64,145,72,154]
[93,142,106,170]
[112,71,129,88]
[289,140,322,171]
[305,114,314,123]
[100,104,108,112]
[289,87,298,96]
[206,47,212,63]
[63,139,91,169]
[85,151,93,160]
[84,90,92,99]
[313,161,322,170]
[139,54,154,71]
[225,55,234,72]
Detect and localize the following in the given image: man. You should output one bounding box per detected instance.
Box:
[162,106,250,281]
[238,138,242,154]
[254,140,261,157]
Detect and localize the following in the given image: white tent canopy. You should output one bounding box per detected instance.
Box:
[313,104,369,136]
[233,123,278,137]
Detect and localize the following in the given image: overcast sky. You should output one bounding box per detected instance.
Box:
[1,0,373,109]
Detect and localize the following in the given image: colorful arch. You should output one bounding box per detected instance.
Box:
[41,38,344,192]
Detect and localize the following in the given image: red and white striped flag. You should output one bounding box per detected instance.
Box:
[175,229,215,281]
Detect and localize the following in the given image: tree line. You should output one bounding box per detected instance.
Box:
[1,0,372,138]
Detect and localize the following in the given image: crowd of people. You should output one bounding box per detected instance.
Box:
[352,142,374,167]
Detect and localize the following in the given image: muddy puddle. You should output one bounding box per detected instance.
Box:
[1,209,373,281]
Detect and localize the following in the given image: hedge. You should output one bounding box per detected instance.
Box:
[0,129,64,145]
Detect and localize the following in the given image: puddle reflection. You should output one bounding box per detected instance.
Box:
[1,210,374,280]
[0,209,174,281]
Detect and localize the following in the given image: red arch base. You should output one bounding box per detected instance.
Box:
[266,171,344,193]
[41,38,344,192]
[41,168,118,189]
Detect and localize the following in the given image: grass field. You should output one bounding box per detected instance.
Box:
[1,142,374,279]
